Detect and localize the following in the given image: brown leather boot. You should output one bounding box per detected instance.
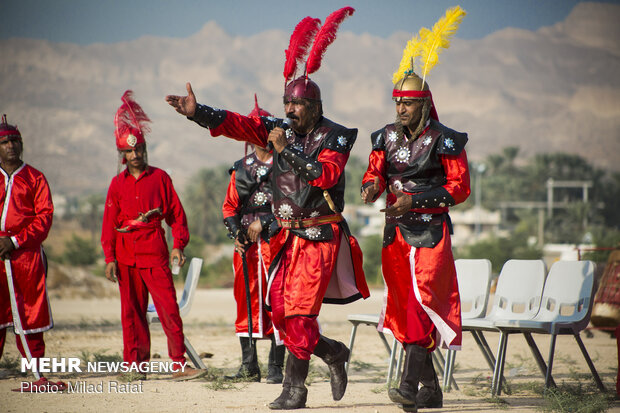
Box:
[416,351,443,408]
[312,335,350,401]
[268,352,309,410]
[388,344,427,412]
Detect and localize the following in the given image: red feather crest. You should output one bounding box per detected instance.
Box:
[283,16,322,83]
[305,7,355,75]
[114,90,151,139]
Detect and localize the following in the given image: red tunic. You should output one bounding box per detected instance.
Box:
[207,111,369,315]
[101,166,189,268]
[101,166,190,364]
[222,168,274,337]
[363,123,470,350]
[0,163,53,334]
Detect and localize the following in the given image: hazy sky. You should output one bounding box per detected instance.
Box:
[2,0,619,44]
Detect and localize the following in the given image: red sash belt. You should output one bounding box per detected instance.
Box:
[277,213,343,229]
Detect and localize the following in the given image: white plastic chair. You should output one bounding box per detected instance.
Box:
[443,259,493,391]
[493,260,605,392]
[345,314,453,388]
[147,257,206,369]
[463,259,547,395]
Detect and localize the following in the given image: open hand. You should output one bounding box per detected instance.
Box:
[165,82,197,117]
[380,185,412,217]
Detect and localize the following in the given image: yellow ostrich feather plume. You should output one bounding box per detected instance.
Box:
[392,34,423,85]
[419,6,467,85]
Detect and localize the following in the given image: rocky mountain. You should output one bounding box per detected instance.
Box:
[0,2,618,197]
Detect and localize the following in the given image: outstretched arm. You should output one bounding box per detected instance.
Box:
[165,82,197,117]
[167,82,270,148]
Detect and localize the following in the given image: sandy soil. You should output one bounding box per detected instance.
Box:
[2,288,619,413]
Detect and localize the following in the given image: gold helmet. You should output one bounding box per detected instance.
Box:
[393,71,429,103]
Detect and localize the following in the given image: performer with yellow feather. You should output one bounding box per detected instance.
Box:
[361,6,470,412]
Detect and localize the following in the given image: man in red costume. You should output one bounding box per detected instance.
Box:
[0,114,61,390]
[222,97,285,384]
[101,91,202,381]
[166,10,368,410]
[362,69,470,410]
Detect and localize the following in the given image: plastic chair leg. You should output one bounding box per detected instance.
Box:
[574,333,606,392]
[345,323,359,374]
[184,336,207,369]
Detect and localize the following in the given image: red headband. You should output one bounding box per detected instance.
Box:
[392,89,432,99]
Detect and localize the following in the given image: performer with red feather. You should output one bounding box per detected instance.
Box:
[102,90,205,381]
[166,7,368,409]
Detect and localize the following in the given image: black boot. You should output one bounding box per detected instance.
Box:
[416,351,443,408]
[225,337,260,382]
[268,352,308,410]
[388,344,427,412]
[266,336,285,384]
[313,335,350,401]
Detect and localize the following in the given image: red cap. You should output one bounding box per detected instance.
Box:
[0,114,22,142]
[114,90,150,150]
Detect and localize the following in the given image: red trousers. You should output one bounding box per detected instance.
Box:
[117,264,186,364]
[380,224,461,351]
[269,236,321,361]
[0,329,45,359]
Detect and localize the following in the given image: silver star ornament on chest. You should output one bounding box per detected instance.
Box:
[423,136,432,146]
[396,147,411,163]
[337,136,347,147]
[388,131,398,142]
[444,137,455,149]
[254,191,267,206]
[245,157,255,165]
[256,165,268,178]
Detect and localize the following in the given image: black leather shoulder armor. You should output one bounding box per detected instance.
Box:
[434,121,468,156]
[371,126,389,151]
[323,124,357,154]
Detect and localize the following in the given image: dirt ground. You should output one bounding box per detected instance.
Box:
[2,288,619,413]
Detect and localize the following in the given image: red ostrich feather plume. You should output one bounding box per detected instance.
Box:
[283,16,322,83]
[305,7,355,75]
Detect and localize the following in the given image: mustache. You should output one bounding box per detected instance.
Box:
[287,114,299,120]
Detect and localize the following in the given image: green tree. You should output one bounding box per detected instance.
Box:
[360,234,383,287]
[344,155,367,206]
[62,234,100,266]
[183,166,231,244]
[456,232,542,274]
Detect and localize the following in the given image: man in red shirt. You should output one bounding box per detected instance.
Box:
[101,91,202,380]
[0,114,59,389]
